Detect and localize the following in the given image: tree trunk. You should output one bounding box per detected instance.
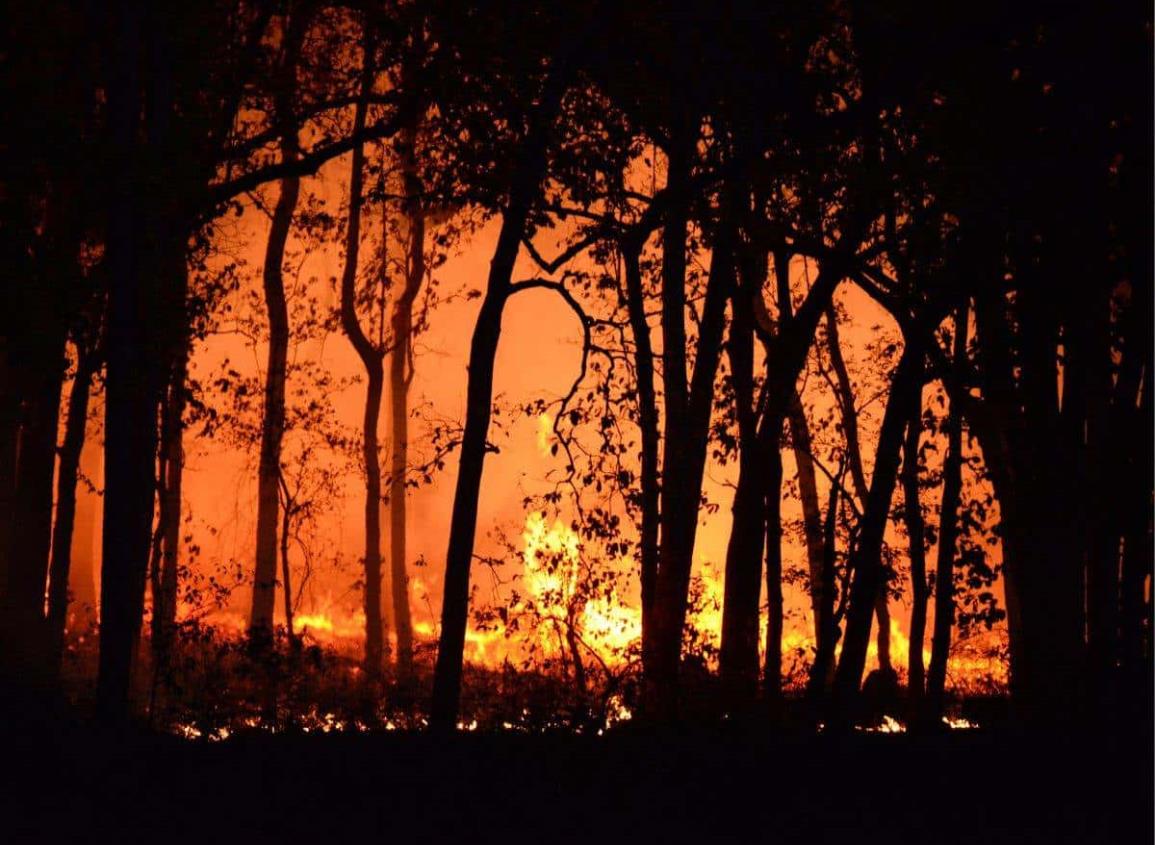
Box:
[826,304,894,676]
[430,75,563,731]
[807,472,841,701]
[903,383,927,708]
[150,344,187,667]
[720,275,764,708]
[97,4,161,718]
[763,447,785,713]
[249,136,300,642]
[47,341,99,671]
[926,307,969,722]
[279,489,297,651]
[647,171,736,719]
[388,117,425,679]
[832,340,924,719]
[621,243,660,674]
[338,64,386,677]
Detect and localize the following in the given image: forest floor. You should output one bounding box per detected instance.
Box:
[1,703,1150,845]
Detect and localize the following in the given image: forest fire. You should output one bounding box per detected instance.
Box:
[1,3,1150,841]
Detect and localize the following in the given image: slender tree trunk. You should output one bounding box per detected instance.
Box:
[430,75,563,730]
[249,137,300,641]
[826,304,894,676]
[47,341,99,671]
[388,118,425,679]
[807,475,841,701]
[832,340,924,720]
[926,308,969,722]
[787,393,831,689]
[150,344,186,668]
[279,492,297,651]
[338,65,387,677]
[763,447,784,712]
[903,383,927,708]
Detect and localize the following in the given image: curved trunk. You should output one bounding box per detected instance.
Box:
[249,141,300,640]
[338,64,386,676]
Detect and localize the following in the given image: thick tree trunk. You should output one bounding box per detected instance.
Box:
[832,341,924,719]
[720,277,764,707]
[249,139,300,641]
[621,244,660,673]
[47,341,99,671]
[97,5,162,718]
[926,309,969,722]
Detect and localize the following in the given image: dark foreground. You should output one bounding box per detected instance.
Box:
[1,713,1150,844]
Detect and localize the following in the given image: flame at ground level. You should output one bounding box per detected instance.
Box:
[178,509,1006,694]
